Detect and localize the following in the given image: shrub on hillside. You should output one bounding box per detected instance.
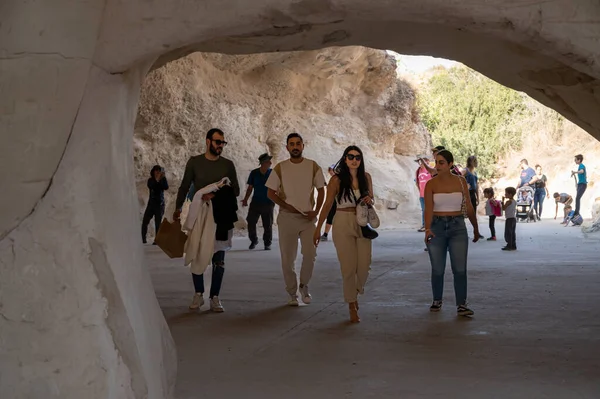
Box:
[418,66,525,178]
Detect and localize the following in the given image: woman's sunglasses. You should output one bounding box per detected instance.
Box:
[346,154,362,161]
[212,139,228,146]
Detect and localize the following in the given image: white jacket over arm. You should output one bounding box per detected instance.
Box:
[183,179,227,275]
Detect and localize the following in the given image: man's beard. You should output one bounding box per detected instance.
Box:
[209,146,222,156]
[290,150,302,159]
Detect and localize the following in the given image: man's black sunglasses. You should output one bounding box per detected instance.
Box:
[346,154,362,161]
[212,139,228,146]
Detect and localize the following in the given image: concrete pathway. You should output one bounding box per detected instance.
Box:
[146,219,600,399]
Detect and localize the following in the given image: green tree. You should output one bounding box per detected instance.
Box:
[418,66,525,179]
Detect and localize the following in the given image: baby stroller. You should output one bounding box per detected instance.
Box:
[516,186,536,223]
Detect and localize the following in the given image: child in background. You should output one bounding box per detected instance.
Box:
[518,189,533,204]
[483,188,501,241]
[502,187,517,251]
[564,210,584,227]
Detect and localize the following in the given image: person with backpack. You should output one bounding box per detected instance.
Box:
[483,187,501,241]
[266,133,326,306]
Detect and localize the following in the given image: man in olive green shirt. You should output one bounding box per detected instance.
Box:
[173,128,240,313]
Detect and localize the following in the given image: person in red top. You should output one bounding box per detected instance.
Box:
[416,156,433,232]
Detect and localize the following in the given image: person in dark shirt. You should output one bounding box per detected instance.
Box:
[242,153,274,250]
[142,165,169,244]
[173,128,240,313]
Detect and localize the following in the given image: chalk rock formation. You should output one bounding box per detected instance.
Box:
[134,47,430,238]
[3,0,600,397]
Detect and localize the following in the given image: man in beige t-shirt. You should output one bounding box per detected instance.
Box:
[266,133,326,306]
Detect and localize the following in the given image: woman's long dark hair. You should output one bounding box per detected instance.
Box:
[334,146,369,203]
[150,164,162,178]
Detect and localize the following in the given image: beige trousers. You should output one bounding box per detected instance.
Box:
[332,211,372,303]
[277,211,317,296]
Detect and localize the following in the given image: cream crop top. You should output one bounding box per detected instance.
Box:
[433,193,463,212]
[336,189,361,209]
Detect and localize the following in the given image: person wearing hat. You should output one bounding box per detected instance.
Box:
[242,153,275,250]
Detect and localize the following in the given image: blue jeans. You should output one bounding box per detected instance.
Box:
[192,251,225,298]
[426,216,469,306]
[419,197,425,226]
[533,188,546,218]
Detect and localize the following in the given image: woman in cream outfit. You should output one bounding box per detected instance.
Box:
[314,146,374,323]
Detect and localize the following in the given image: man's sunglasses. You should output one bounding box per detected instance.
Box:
[212,139,228,146]
[346,154,362,161]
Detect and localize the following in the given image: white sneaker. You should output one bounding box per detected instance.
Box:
[299,284,312,304]
[367,206,380,228]
[189,293,204,310]
[210,296,224,312]
[356,204,369,226]
[288,295,299,307]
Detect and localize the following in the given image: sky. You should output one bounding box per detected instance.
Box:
[386,51,459,74]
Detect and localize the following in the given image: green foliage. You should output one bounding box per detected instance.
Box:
[418,66,526,179]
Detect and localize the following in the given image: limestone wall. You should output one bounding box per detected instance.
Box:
[134,47,430,238]
[3,0,600,397]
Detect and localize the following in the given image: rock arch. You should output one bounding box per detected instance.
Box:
[1,1,599,397]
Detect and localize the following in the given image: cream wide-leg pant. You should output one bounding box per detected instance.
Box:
[277,211,317,296]
[332,211,372,303]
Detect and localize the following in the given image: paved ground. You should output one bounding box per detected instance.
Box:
[146,218,600,399]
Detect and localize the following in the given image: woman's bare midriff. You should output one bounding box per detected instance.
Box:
[433,211,463,217]
[337,208,356,213]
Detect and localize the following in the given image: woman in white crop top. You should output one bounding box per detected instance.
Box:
[424,150,479,317]
[314,146,374,323]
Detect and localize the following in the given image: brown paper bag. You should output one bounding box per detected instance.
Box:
[154,218,188,258]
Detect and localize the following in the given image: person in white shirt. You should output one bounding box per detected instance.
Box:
[266,133,326,306]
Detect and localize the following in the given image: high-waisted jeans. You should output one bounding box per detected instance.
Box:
[533,188,546,218]
[426,216,469,306]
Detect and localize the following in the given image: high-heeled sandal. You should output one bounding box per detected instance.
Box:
[349,302,360,323]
